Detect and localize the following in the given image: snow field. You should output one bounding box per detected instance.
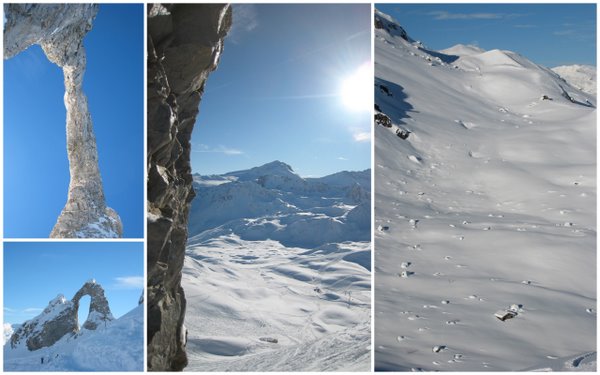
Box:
[374,9,595,371]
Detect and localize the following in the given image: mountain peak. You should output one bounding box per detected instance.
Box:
[440,44,485,57]
[257,160,294,173]
[374,9,412,42]
[224,160,298,181]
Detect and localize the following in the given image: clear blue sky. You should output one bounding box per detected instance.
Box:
[4,4,144,238]
[376,3,596,67]
[4,242,143,326]
[191,4,371,177]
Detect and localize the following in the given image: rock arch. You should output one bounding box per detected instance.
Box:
[3,4,122,238]
[9,280,114,351]
[72,280,114,330]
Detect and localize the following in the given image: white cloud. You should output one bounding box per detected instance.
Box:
[113,276,144,289]
[554,29,576,36]
[228,4,259,44]
[429,11,521,20]
[353,132,371,142]
[337,156,348,161]
[193,144,244,156]
[23,308,43,313]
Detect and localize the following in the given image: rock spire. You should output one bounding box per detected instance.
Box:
[4,4,122,238]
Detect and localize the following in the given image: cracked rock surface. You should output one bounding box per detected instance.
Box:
[4,4,122,238]
[147,3,231,371]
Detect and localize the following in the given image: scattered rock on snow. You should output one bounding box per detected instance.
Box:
[259,337,278,344]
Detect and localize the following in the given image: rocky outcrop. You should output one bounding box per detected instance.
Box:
[147,4,231,371]
[9,280,114,351]
[10,295,77,351]
[3,4,122,238]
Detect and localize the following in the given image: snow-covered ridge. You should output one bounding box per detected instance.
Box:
[375,9,595,371]
[552,64,597,96]
[189,161,371,248]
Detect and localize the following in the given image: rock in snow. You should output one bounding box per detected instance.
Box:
[4,4,122,238]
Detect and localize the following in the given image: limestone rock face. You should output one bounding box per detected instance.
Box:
[147,4,231,371]
[4,4,122,238]
[9,281,114,351]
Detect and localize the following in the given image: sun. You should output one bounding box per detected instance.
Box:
[340,63,372,112]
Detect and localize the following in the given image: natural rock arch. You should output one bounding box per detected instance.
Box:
[3,4,122,238]
[9,280,114,351]
[72,280,114,330]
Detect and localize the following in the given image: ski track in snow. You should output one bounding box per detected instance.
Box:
[374,10,596,372]
[183,236,371,371]
[183,162,371,371]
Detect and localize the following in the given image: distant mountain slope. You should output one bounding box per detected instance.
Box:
[375,9,595,372]
[189,161,371,248]
[552,64,597,96]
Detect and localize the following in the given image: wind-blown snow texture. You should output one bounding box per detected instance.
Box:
[374,9,596,372]
[4,305,143,371]
[183,161,371,371]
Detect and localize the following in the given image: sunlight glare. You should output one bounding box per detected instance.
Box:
[340,63,372,112]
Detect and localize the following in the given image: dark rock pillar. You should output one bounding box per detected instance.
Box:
[146,4,231,371]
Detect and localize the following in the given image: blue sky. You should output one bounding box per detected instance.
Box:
[4,242,143,326]
[191,4,371,177]
[4,4,144,238]
[376,3,596,67]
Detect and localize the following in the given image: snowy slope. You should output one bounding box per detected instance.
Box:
[183,162,371,371]
[552,64,597,96]
[374,9,596,372]
[4,305,143,371]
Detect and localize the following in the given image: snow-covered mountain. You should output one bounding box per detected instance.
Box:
[375,9,596,371]
[183,161,371,371]
[4,324,15,345]
[189,161,370,248]
[4,284,143,371]
[552,64,597,96]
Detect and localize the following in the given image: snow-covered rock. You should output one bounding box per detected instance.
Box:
[7,281,113,352]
